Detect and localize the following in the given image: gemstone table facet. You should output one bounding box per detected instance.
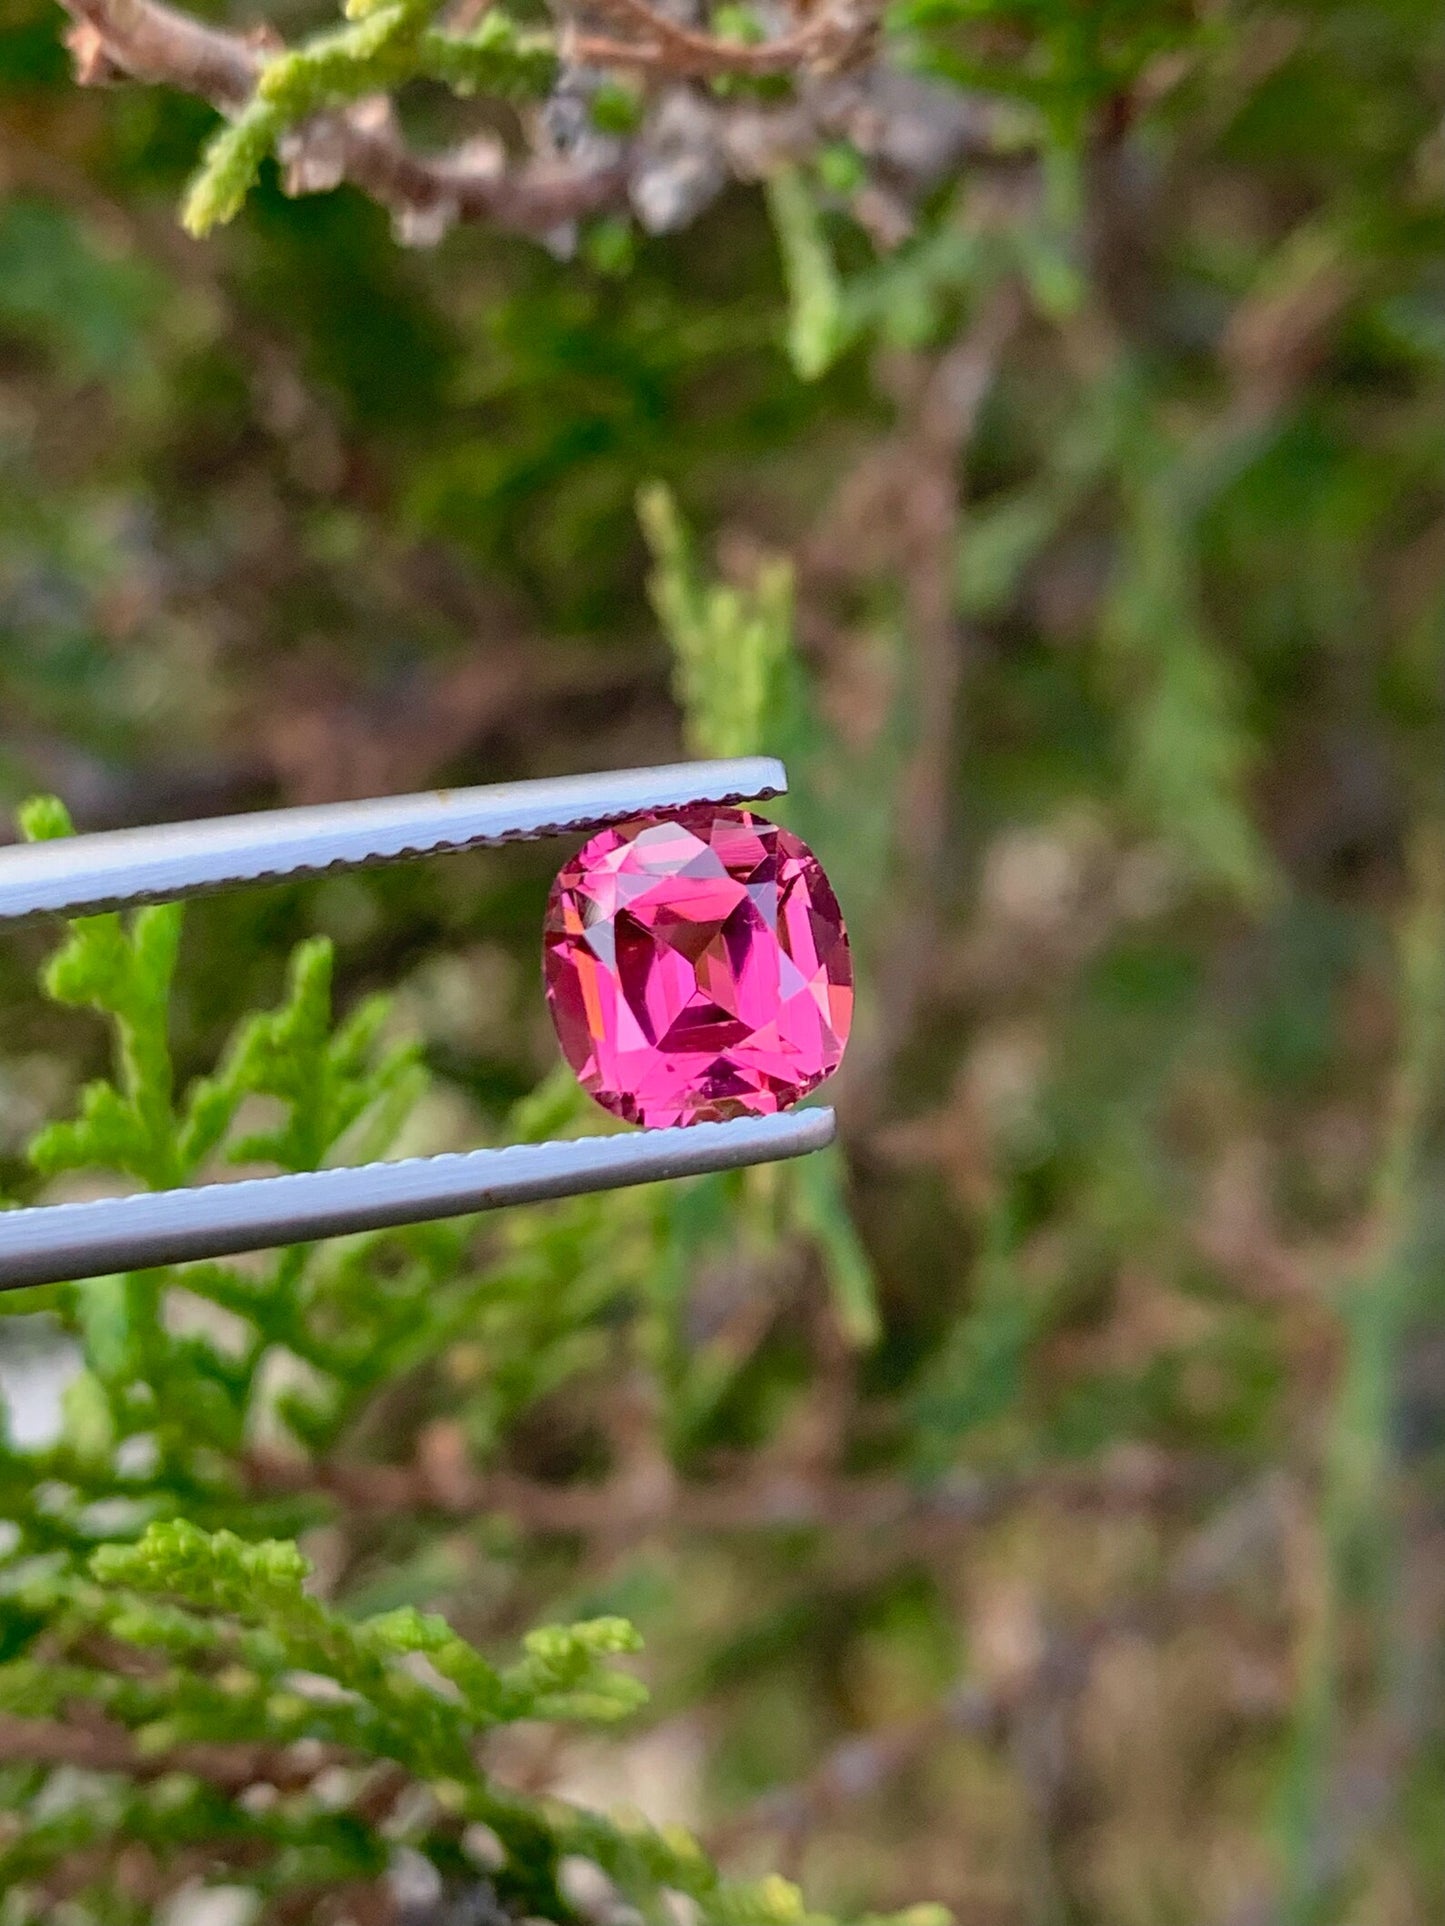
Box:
[544,807,853,1128]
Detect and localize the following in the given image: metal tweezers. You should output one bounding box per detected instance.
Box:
[0,758,834,1291]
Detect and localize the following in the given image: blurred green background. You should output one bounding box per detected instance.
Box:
[2,0,1445,1918]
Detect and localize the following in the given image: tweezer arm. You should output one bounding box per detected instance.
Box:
[0,1109,836,1290]
[0,757,787,921]
[0,756,824,1287]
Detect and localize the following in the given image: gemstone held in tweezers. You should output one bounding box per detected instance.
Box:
[544,807,853,1129]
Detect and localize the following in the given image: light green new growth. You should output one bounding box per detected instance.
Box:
[181,0,556,235]
[640,481,794,762]
[185,107,284,238]
[1,1515,857,1918]
[1102,438,1275,908]
[765,168,848,382]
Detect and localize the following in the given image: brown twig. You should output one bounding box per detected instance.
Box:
[569,0,878,78]
[243,1442,1219,1535]
[63,0,254,109]
[0,1711,353,1791]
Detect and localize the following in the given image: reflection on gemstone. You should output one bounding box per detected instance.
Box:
[544,807,853,1128]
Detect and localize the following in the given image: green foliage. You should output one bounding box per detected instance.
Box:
[1102,430,1275,907]
[889,0,1206,132]
[0,1517,821,1916]
[765,170,848,382]
[183,0,556,235]
[184,106,284,238]
[641,482,795,761]
[0,202,164,388]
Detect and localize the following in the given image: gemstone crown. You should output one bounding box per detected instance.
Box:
[543,806,853,1128]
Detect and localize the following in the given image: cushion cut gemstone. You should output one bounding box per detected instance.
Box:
[543,806,853,1128]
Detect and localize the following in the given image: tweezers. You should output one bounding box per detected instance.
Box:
[0,758,835,1291]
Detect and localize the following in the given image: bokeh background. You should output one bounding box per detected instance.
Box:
[2,0,1445,1919]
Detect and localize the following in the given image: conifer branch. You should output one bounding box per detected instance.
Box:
[56,0,883,241]
[59,0,626,240]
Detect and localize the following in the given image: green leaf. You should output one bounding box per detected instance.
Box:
[1103,448,1275,907]
[17,795,74,843]
[765,167,849,382]
[791,1145,879,1345]
[182,105,283,237]
[640,482,795,760]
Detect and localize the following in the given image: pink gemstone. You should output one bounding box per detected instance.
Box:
[543,807,853,1128]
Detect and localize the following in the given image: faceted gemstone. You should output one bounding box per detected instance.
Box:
[544,807,853,1128]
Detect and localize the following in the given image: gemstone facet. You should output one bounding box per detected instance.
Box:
[544,807,853,1128]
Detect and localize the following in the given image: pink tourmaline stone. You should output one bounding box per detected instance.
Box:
[544,807,853,1128]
